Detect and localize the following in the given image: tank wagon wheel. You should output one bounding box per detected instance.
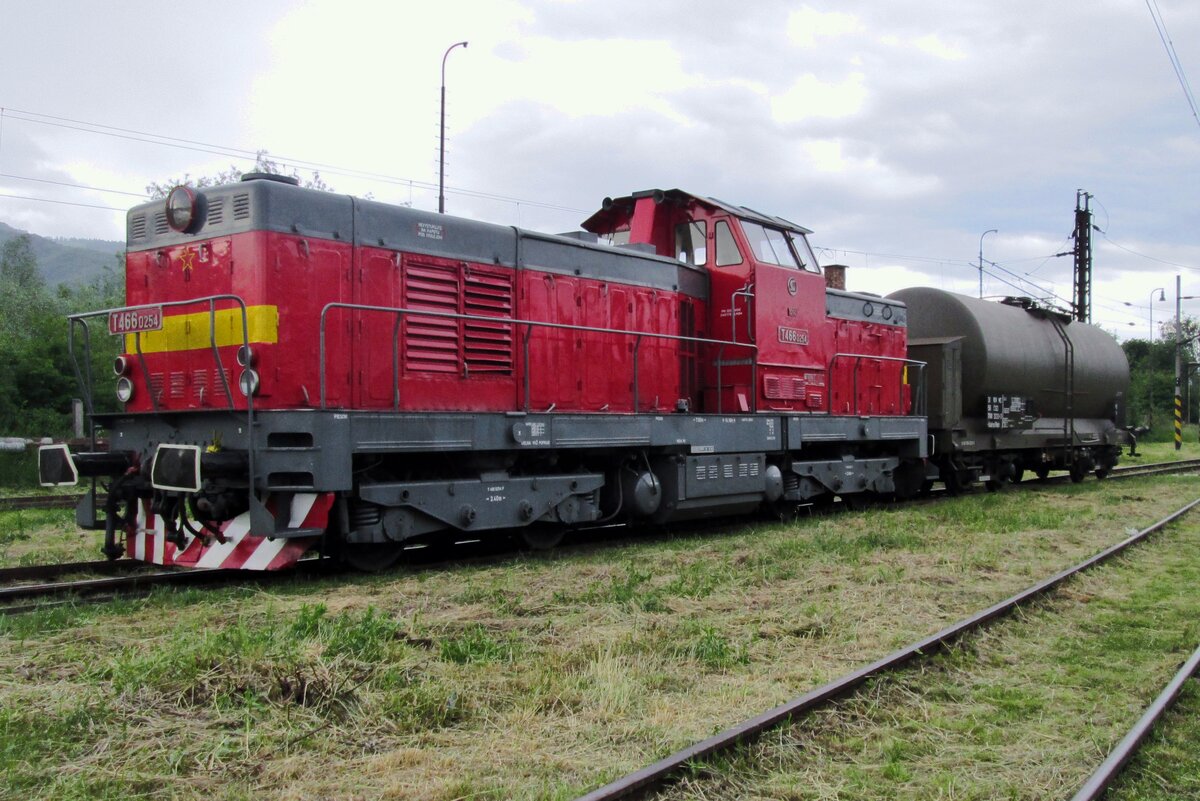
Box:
[1010,467,1025,484]
[940,468,970,496]
[342,543,407,572]
[984,478,1005,492]
[1095,465,1113,480]
[1069,461,1089,483]
[1034,465,1051,481]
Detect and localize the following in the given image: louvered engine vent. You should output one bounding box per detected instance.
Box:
[232,193,250,220]
[206,197,225,226]
[129,214,147,241]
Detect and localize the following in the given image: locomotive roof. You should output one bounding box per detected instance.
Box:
[581,188,813,236]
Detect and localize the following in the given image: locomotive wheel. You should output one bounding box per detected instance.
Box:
[839,491,879,511]
[1095,465,1112,480]
[1034,465,1051,481]
[342,543,406,572]
[519,525,565,551]
[1069,462,1088,483]
[1011,467,1025,484]
[985,478,1005,492]
[804,493,837,515]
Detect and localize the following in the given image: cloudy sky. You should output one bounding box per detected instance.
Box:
[1,0,1198,338]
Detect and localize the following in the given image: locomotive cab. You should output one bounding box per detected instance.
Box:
[582,189,909,416]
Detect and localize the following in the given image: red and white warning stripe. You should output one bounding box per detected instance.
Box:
[127,492,333,571]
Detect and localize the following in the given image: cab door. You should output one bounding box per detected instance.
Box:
[744,223,828,412]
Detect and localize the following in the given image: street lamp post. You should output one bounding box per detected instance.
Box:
[439,40,468,215]
[1149,287,1165,342]
[978,229,997,299]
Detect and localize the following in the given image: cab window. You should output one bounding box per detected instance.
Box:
[714,220,742,266]
[741,221,801,269]
[674,220,707,265]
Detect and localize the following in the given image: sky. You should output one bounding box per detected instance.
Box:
[1,0,1198,340]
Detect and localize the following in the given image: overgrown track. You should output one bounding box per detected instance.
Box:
[1104,457,1200,480]
[0,493,84,511]
[0,558,148,585]
[1069,642,1200,801]
[5,457,1199,611]
[571,497,1200,801]
[0,558,337,610]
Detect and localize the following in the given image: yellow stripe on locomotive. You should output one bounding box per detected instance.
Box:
[126,305,279,353]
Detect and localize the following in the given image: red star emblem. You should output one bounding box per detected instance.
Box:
[180,249,195,278]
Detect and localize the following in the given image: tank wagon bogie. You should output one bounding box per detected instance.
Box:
[38,177,1127,570]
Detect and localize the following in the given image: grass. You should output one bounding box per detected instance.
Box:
[0,508,101,567]
[1,472,1199,799]
[647,509,1200,800]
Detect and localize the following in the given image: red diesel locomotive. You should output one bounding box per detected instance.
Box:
[38,176,1123,570]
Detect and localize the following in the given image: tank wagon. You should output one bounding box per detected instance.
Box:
[39,178,929,570]
[892,288,1130,489]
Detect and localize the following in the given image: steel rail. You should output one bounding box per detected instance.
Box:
[0,567,233,605]
[0,557,340,610]
[0,494,85,511]
[0,559,143,584]
[1068,641,1200,801]
[572,497,1200,801]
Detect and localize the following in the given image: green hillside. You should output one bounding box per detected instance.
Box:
[0,221,122,286]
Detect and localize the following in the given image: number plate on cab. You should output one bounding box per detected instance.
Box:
[108,306,163,335]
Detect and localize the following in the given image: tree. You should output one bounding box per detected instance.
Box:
[0,238,79,436]
[0,234,41,289]
[1122,315,1200,438]
[146,149,331,198]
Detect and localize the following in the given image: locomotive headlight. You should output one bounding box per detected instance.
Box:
[238,369,260,397]
[113,355,129,376]
[115,377,135,403]
[237,345,256,367]
[165,185,198,233]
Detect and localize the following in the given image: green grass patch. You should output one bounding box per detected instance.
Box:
[2,476,1199,799]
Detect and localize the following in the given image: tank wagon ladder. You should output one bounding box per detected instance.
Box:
[316,302,759,414]
[1046,314,1077,467]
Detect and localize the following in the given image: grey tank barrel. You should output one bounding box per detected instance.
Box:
[888,288,1129,420]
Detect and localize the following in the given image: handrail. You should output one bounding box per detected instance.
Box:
[828,352,927,417]
[317,302,759,413]
[66,295,257,495]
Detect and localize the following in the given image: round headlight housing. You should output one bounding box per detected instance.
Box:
[237,345,255,367]
[116,376,135,403]
[165,185,198,233]
[238,369,260,397]
[113,355,129,376]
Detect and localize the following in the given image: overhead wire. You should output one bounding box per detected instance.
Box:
[0,191,126,211]
[1145,0,1200,133]
[0,106,589,214]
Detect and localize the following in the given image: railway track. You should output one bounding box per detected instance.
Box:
[571,496,1200,801]
[1069,641,1200,801]
[0,556,338,611]
[3,456,1199,612]
[0,493,84,511]
[1103,457,1200,480]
